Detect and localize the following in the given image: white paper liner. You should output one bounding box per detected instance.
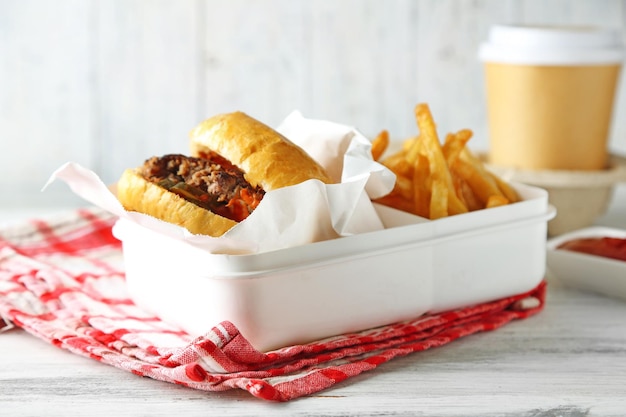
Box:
[44,111,397,255]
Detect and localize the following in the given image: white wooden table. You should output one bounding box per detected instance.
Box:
[2,186,626,416]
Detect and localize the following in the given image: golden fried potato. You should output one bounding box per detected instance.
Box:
[371,130,390,161]
[374,103,519,220]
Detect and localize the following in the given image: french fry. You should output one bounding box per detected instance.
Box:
[371,130,390,161]
[405,135,423,164]
[443,130,472,166]
[454,175,483,212]
[429,179,448,219]
[373,102,520,219]
[382,151,413,179]
[395,175,414,200]
[402,136,419,151]
[460,148,504,193]
[451,158,503,205]
[412,153,431,218]
[375,193,415,214]
[486,195,510,208]
[462,146,519,203]
[414,104,468,216]
[491,173,520,203]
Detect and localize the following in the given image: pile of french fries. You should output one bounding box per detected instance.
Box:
[372,103,519,219]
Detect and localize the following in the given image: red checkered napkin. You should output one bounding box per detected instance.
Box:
[0,207,545,401]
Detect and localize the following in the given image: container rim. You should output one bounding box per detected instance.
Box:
[117,205,556,279]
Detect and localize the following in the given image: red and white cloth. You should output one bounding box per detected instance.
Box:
[0,207,546,401]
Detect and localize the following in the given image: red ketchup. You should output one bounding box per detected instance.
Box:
[558,236,626,262]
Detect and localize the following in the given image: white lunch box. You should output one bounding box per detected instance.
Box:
[114,182,554,352]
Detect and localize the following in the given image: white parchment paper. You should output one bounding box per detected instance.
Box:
[45,111,396,254]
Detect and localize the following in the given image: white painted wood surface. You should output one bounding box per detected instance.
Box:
[2,284,626,416]
[0,185,625,416]
[2,0,626,209]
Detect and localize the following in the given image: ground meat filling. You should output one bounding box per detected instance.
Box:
[140,154,265,222]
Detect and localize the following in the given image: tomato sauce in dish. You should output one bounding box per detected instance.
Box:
[558,236,626,262]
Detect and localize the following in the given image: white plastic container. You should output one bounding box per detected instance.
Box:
[547,226,626,301]
[114,183,554,352]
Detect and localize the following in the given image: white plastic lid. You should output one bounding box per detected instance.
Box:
[479,25,624,65]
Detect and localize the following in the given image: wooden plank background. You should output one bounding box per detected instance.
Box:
[2,0,625,208]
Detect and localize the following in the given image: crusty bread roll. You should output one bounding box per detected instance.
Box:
[116,112,331,237]
[117,168,238,237]
[189,111,332,189]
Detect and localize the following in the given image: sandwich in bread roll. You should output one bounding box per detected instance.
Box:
[116,111,332,237]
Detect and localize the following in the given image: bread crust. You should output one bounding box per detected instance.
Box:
[116,168,237,237]
[189,111,332,190]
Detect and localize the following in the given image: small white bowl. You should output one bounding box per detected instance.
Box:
[547,226,626,301]
[486,154,626,236]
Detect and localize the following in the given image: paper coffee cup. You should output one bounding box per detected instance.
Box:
[479,25,623,170]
